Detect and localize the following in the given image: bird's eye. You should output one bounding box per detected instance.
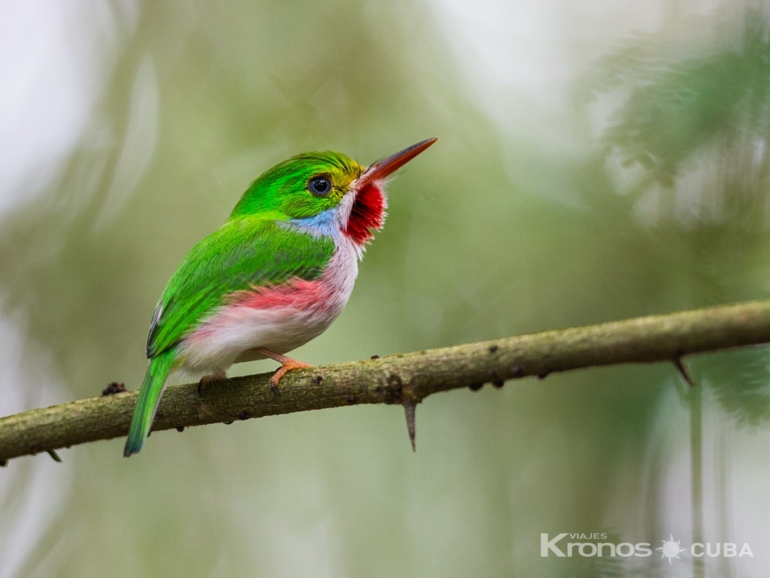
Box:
[308,176,332,196]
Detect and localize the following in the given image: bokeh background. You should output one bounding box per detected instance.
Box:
[2,0,770,576]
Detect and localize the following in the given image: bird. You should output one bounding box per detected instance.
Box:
[123,137,438,457]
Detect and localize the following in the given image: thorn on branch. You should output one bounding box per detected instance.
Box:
[46,449,62,463]
[511,365,524,378]
[403,400,417,452]
[101,382,126,396]
[176,426,185,432]
[370,354,380,359]
[488,344,499,353]
[672,356,694,387]
[239,411,251,420]
[469,382,484,391]
[0,459,8,467]
[538,370,551,379]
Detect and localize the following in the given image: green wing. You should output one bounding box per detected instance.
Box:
[146,217,335,358]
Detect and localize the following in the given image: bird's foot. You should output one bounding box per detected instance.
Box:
[254,348,313,396]
[197,372,228,396]
[269,359,313,394]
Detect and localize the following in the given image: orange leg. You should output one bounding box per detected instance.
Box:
[255,348,313,391]
[197,370,228,396]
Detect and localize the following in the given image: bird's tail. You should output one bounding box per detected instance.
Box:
[123,349,176,457]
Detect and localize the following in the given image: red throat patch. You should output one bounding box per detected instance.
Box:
[344,183,385,245]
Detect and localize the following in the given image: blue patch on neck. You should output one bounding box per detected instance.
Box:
[287,207,341,239]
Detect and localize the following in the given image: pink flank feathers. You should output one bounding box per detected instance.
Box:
[226,277,334,313]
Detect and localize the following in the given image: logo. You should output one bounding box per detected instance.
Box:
[656,535,686,564]
[541,533,753,562]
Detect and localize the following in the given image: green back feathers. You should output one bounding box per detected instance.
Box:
[230,151,364,219]
[146,218,334,358]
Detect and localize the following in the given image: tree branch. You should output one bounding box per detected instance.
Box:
[2,300,770,464]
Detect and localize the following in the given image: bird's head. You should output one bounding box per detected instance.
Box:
[231,138,437,246]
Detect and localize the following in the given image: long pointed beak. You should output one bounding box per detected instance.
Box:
[360,137,438,185]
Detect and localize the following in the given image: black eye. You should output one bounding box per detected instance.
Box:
[308,176,332,196]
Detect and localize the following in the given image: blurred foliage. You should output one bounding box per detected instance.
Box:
[2,1,770,577]
[577,4,770,430]
[578,4,770,215]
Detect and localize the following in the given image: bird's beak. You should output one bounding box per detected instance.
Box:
[360,137,438,186]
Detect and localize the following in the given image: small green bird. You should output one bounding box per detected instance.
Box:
[124,138,437,456]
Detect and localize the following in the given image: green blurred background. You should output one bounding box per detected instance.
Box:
[2,0,770,576]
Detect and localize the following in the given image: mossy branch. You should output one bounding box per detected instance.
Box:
[2,300,770,464]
